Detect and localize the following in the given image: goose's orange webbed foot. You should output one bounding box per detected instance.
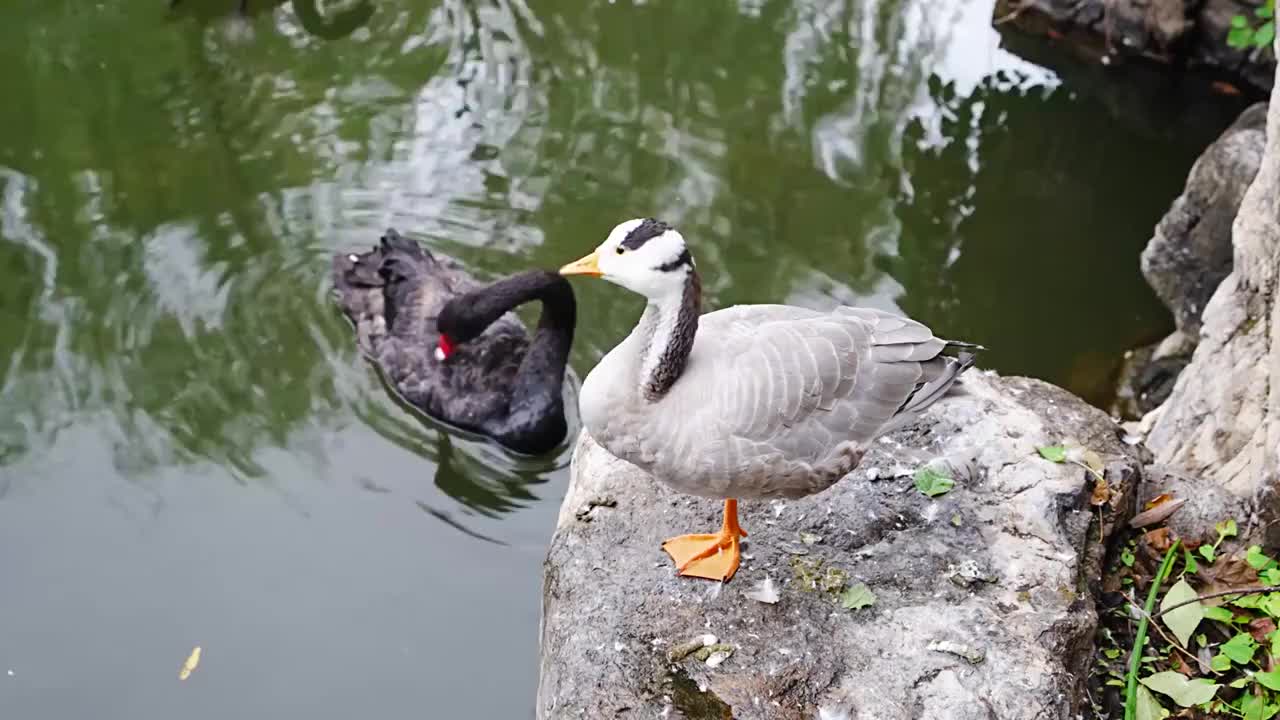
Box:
[660,499,746,582]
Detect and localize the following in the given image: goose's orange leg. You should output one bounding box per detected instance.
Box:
[661,499,747,582]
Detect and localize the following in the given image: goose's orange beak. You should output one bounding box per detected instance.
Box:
[559,251,602,277]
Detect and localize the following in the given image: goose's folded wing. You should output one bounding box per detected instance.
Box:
[695,306,957,463]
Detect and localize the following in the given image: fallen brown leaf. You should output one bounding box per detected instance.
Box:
[1211,80,1241,96]
[1144,527,1173,552]
[1173,651,1196,677]
[1197,553,1261,599]
[1249,617,1276,645]
[1129,497,1187,528]
[1090,475,1111,506]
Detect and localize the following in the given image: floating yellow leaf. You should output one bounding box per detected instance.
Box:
[179,646,201,680]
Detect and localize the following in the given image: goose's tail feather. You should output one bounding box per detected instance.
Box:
[883,341,982,434]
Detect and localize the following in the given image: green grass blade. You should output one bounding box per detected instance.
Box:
[1126,541,1181,720]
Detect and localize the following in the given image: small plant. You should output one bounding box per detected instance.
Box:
[1120,523,1280,720]
[1228,0,1276,50]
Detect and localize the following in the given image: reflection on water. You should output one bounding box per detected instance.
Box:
[350,368,576,517]
[168,0,376,42]
[0,0,1252,717]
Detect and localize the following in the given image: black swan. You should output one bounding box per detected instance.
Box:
[332,229,576,456]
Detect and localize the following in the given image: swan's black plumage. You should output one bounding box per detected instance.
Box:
[333,229,575,455]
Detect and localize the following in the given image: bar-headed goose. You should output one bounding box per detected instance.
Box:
[559,219,980,582]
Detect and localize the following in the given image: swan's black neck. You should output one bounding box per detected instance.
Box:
[439,270,575,453]
[640,270,700,402]
[440,268,569,334]
[507,271,576,403]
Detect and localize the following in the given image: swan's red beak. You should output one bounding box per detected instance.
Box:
[559,251,602,277]
[435,334,455,361]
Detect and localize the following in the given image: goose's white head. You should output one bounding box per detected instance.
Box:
[559,218,694,300]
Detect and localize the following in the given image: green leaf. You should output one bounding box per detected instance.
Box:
[1135,684,1171,720]
[1221,632,1257,664]
[1257,670,1280,691]
[1205,606,1235,623]
[1244,692,1267,720]
[1272,627,1280,658]
[1105,647,1122,659]
[913,467,954,498]
[1140,671,1221,707]
[1184,548,1200,574]
[1211,653,1232,672]
[1122,549,1137,568]
[1230,26,1256,47]
[1200,545,1217,563]
[1255,21,1275,46]
[1263,593,1280,618]
[1263,568,1280,585]
[1259,2,1275,19]
[1247,546,1275,570]
[839,583,876,610]
[1161,579,1204,646]
[1233,14,1251,27]
[1037,445,1067,462]
[1234,594,1266,609]
[1218,519,1239,539]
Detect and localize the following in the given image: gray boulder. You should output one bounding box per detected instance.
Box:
[537,372,1140,720]
[1141,102,1268,340]
[1139,36,1280,548]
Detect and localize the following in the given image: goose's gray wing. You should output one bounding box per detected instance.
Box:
[689,304,974,467]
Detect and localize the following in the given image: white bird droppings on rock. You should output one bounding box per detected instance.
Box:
[744,577,780,604]
[817,706,851,720]
[928,639,987,664]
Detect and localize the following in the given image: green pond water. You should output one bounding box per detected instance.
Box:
[0,0,1252,717]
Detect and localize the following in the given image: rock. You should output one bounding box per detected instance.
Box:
[994,0,1276,93]
[1137,466,1245,544]
[1142,102,1268,339]
[537,372,1141,720]
[1113,103,1266,421]
[1140,35,1280,548]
